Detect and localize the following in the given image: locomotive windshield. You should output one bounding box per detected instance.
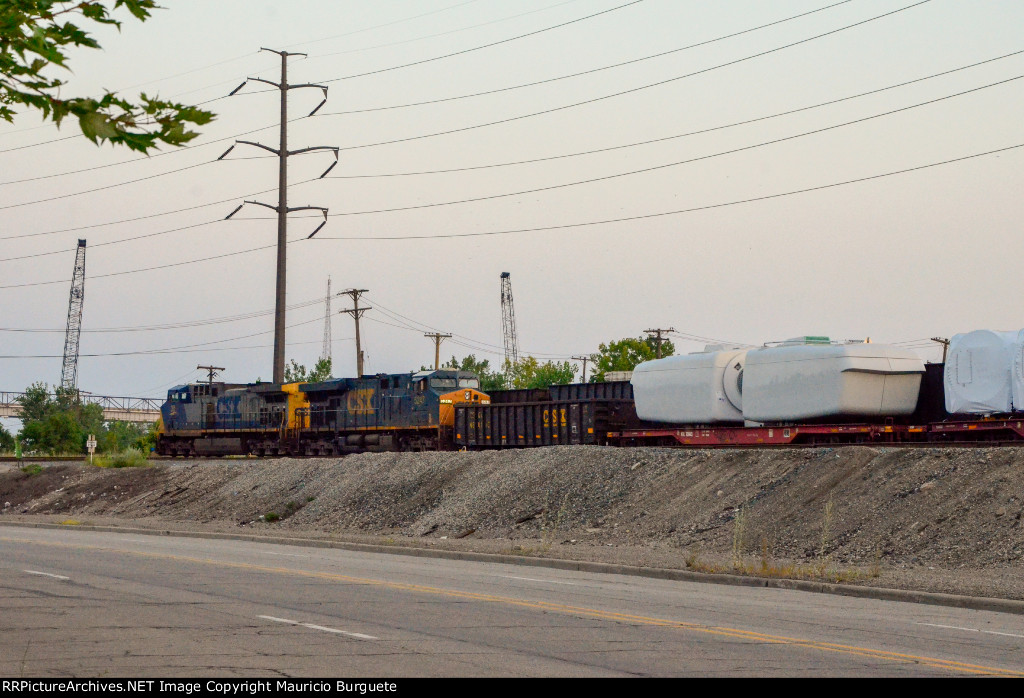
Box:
[427,375,479,391]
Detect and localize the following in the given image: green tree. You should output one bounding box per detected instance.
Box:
[506,356,578,390]
[16,383,104,454]
[440,355,505,392]
[0,423,15,452]
[1,1,214,152]
[101,420,150,452]
[589,336,676,382]
[284,357,332,384]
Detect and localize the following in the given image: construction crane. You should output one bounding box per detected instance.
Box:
[60,240,87,393]
[500,272,520,387]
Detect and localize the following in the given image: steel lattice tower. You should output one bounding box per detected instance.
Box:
[321,277,332,364]
[500,272,520,385]
[60,240,87,392]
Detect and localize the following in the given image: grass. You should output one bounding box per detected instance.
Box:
[682,491,873,585]
[263,512,280,523]
[93,448,149,469]
[19,463,43,476]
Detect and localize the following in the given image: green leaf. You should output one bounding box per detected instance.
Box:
[78,110,118,142]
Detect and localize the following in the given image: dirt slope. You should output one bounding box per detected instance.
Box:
[2,446,1022,598]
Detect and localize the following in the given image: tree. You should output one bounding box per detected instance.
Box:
[15,382,105,454]
[1,1,214,152]
[506,356,577,390]
[284,357,332,384]
[589,336,676,382]
[440,355,505,392]
[0,423,15,452]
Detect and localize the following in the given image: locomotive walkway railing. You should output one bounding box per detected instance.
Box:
[0,391,162,423]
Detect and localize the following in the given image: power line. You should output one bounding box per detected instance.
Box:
[316,0,934,153]
[4,141,1020,290]
[0,297,323,333]
[324,50,1024,180]
[321,0,648,83]
[315,141,1024,241]
[301,1,580,56]
[317,74,1023,219]
[325,0,857,116]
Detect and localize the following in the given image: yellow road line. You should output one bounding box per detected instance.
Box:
[3,535,1021,677]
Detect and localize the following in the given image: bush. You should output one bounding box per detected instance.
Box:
[94,448,149,469]
[20,463,43,476]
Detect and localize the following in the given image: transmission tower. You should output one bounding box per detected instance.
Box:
[221,48,337,384]
[60,240,87,392]
[500,272,520,386]
[321,277,332,364]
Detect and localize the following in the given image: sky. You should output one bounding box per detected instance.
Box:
[1,0,1022,414]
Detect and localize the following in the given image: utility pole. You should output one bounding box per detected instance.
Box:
[339,289,370,376]
[425,333,453,370]
[321,277,332,365]
[931,337,950,363]
[572,355,590,383]
[197,366,225,384]
[645,327,676,359]
[221,49,337,384]
[60,240,87,393]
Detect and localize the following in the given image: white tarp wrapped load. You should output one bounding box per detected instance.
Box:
[944,330,1017,414]
[742,342,924,422]
[631,346,747,423]
[1014,330,1024,412]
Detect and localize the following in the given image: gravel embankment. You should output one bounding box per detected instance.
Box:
[1,446,1022,600]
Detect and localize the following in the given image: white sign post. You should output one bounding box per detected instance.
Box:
[86,434,97,464]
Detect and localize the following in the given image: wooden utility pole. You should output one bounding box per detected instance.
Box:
[425,333,452,370]
[339,289,370,376]
[197,365,225,384]
[931,337,950,363]
[645,328,676,359]
[572,355,590,383]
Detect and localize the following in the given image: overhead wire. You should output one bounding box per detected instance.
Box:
[315,74,1023,219]
[3,140,1019,290]
[325,0,857,116]
[315,0,934,154]
[320,0,648,83]
[323,50,1024,180]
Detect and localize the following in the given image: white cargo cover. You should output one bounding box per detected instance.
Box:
[945,330,1016,414]
[631,348,747,423]
[1015,330,1024,413]
[742,343,924,422]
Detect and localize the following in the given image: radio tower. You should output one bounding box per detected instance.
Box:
[60,240,87,392]
[321,277,332,364]
[500,272,520,387]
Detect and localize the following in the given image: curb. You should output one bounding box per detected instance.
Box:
[3,519,1022,616]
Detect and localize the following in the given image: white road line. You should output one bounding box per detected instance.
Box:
[917,622,1024,640]
[261,552,308,558]
[23,570,69,580]
[503,575,578,586]
[258,615,377,640]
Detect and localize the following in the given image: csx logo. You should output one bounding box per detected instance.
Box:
[542,408,568,427]
[346,389,375,413]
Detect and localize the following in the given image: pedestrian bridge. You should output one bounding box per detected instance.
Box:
[0,391,161,423]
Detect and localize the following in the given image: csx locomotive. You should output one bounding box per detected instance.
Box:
[156,369,488,456]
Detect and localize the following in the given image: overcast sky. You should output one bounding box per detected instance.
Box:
[1,0,1022,410]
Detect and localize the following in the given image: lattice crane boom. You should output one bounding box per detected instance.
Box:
[500,272,520,385]
[60,239,87,392]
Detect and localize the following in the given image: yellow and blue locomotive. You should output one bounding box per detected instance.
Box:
[155,369,489,457]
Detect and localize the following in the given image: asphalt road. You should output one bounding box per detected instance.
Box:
[1,526,1022,677]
